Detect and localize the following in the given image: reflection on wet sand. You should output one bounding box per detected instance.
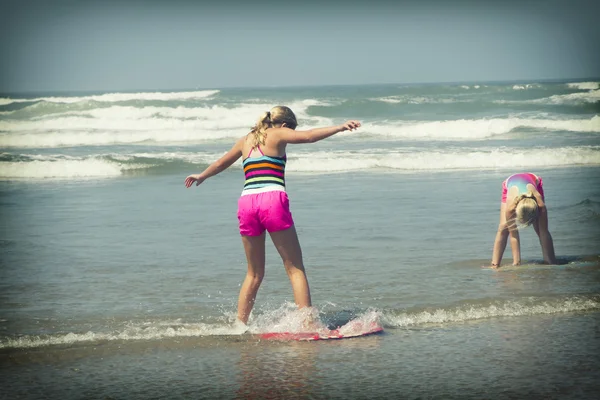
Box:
[235,335,383,399]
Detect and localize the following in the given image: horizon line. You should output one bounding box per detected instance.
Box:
[1,76,599,97]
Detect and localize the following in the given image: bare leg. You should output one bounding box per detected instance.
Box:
[237,233,266,324]
[491,203,509,267]
[269,225,312,309]
[508,229,521,265]
[533,210,557,264]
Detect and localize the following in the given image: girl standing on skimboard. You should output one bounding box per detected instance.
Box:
[489,172,557,268]
[185,106,360,325]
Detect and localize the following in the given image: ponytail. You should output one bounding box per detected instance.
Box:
[249,111,273,147]
[248,106,298,147]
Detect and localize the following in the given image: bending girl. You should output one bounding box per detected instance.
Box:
[490,172,557,268]
[185,106,360,324]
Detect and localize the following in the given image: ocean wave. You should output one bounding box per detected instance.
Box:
[370,96,465,104]
[1,296,596,350]
[0,305,371,349]
[0,90,220,106]
[1,115,596,148]
[0,105,269,132]
[512,84,540,90]
[539,89,600,105]
[0,152,225,178]
[2,146,599,178]
[0,98,331,120]
[365,116,600,139]
[0,158,152,179]
[288,146,600,172]
[495,90,600,106]
[567,82,600,90]
[0,129,238,148]
[0,320,242,350]
[382,296,600,328]
[0,100,332,147]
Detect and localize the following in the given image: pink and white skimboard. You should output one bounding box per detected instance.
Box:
[258,320,383,341]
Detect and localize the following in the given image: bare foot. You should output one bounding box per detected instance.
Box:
[233,319,249,334]
[300,308,325,332]
[482,264,499,269]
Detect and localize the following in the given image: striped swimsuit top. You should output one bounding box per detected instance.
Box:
[241,145,286,195]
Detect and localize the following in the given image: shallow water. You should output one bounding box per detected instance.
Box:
[1,82,600,398]
[2,312,599,399]
[1,168,600,398]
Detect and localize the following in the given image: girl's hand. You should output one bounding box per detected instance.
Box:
[340,120,361,132]
[185,174,205,188]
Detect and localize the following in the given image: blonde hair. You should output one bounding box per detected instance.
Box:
[515,193,539,227]
[249,106,298,147]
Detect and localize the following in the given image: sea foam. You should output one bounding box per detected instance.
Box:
[3,146,598,179]
[0,100,332,148]
[383,296,600,328]
[1,115,597,148]
[566,82,600,90]
[1,296,596,350]
[364,116,600,140]
[288,146,600,172]
[0,90,220,106]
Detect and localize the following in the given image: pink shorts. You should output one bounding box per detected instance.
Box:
[237,191,294,236]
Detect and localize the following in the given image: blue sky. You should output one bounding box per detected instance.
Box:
[1,0,599,93]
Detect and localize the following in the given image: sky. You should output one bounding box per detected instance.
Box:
[0,0,599,93]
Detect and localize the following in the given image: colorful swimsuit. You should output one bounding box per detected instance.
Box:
[501,172,545,203]
[241,146,286,194]
[237,146,294,236]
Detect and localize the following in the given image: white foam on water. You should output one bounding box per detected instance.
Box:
[249,302,327,334]
[363,116,600,140]
[4,145,600,179]
[0,105,265,132]
[370,96,461,104]
[0,304,381,349]
[110,151,220,164]
[0,320,245,350]
[337,310,382,336]
[0,151,242,179]
[1,296,593,349]
[3,145,598,179]
[373,97,404,104]
[0,157,151,179]
[543,90,600,105]
[512,84,539,90]
[496,90,600,105]
[0,129,245,148]
[0,100,332,148]
[566,82,600,90]
[383,296,600,328]
[287,146,600,172]
[0,90,220,106]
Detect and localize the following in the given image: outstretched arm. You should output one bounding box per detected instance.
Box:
[277,120,361,144]
[185,137,244,188]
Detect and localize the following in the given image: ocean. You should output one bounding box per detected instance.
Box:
[1,81,599,399]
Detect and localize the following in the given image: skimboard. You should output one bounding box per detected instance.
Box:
[258,320,383,341]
